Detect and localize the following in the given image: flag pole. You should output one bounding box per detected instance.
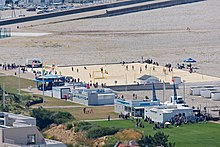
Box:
[42,60,45,104]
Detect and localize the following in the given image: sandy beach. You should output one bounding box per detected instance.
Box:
[0,0,220,116]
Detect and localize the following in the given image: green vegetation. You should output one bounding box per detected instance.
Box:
[74,121,121,139]
[0,86,42,114]
[138,132,175,147]
[92,120,220,147]
[32,95,81,107]
[87,126,120,139]
[31,108,74,130]
[103,136,118,147]
[66,123,73,130]
[74,121,93,132]
[0,76,35,94]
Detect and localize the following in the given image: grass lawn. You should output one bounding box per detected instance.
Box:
[0,76,35,93]
[0,76,81,107]
[47,106,118,120]
[92,120,220,147]
[32,95,82,107]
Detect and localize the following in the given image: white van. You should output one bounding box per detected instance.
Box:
[25,58,43,68]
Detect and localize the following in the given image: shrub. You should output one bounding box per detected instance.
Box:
[87,126,120,139]
[74,121,92,132]
[103,136,118,147]
[51,111,74,124]
[66,123,73,130]
[31,108,74,130]
[115,129,143,141]
[138,132,175,147]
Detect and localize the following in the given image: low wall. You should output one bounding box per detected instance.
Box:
[107,0,205,16]
[107,82,178,91]
[71,97,89,105]
[0,0,153,26]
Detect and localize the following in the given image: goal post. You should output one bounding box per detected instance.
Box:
[92,70,105,80]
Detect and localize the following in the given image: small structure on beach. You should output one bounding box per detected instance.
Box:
[172,76,182,85]
[211,92,220,101]
[0,28,11,39]
[137,75,160,84]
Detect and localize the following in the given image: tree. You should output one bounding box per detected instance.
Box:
[138,132,175,147]
[31,108,74,130]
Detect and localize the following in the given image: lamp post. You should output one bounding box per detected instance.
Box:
[18,64,20,95]
[3,83,5,110]
[42,60,45,104]
[191,98,195,108]
[183,80,186,102]
[125,72,127,91]
[163,81,165,104]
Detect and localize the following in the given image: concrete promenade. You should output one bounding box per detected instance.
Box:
[0,0,204,26]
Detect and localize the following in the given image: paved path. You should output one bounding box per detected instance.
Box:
[82,118,122,122]
[32,105,84,108]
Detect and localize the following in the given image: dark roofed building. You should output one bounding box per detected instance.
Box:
[137,75,160,84]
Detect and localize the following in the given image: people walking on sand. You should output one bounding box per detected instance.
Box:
[153,66,155,71]
[126,65,128,70]
[132,65,134,70]
[122,61,125,65]
[140,67,142,73]
[71,67,74,71]
[186,27,191,32]
[76,68,79,73]
[145,64,147,70]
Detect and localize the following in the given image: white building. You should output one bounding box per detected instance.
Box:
[0,112,66,147]
[69,87,115,106]
[52,86,71,99]
[114,99,160,117]
[211,92,220,101]
[145,104,193,123]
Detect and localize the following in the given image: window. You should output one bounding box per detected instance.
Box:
[27,134,36,145]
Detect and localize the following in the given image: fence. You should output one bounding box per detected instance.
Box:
[0,28,11,39]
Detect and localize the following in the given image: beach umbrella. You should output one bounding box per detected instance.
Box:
[183,58,197,63]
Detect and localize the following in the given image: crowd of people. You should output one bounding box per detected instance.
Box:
[83,107,93,114]
[0,63,18,71]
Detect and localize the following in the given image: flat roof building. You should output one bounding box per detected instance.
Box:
[0,112,66,147]
[114,99,160,117]
[69,87,116,106]
[145,104,193,123]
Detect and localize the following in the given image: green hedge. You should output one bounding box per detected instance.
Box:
[31,108,74,130]
[87,126,121,139]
